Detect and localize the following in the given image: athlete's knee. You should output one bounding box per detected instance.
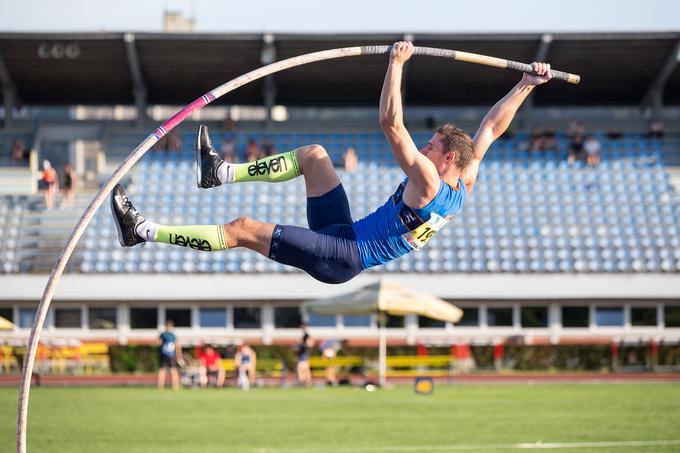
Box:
[229,216,253,231]
[298,144,329,166]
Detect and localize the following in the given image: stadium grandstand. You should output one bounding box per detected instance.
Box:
[1,31,680,360]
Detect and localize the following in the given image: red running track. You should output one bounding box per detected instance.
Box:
[1,372,679,387]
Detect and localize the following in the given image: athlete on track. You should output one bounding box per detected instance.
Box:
[112,41,553,283]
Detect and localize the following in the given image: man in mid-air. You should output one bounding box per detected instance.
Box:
[112,42,553,283]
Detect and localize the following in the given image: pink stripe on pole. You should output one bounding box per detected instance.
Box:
[159,94,212,133]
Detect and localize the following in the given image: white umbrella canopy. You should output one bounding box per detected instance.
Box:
[301,279,462,386]
[0,316,15,330]
[301,279,462,322]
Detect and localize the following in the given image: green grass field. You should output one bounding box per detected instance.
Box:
[1,383,680,452]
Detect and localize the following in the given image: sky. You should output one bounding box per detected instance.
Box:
[0,0,678,33]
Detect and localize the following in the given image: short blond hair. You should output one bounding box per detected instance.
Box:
[437,123,473,169]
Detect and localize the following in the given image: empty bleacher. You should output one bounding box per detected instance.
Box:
[2,130,679,274]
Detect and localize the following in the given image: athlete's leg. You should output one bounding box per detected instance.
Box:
[112,185,361,283]
[197,125,341,196]
[296,144,354,231]
[295,144,341,197]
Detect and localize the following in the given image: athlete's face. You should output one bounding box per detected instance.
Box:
[420,133,455,173]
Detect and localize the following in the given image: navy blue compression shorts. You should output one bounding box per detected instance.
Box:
[268,184,363,284]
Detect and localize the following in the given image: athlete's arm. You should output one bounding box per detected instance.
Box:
[380,41,439,199]
[461,62,553,191]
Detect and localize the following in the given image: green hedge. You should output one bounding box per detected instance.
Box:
[107,343,680,373]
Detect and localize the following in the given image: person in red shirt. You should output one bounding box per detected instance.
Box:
[199,345,225,388]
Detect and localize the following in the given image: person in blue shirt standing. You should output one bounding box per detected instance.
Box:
[158,319,183,391]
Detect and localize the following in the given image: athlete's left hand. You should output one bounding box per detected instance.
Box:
[390,41,414,65]
[522,62,553,86]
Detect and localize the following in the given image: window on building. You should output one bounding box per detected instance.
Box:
[457,308,479,327]
[130,307,158,329]
[234,307,261,329]
[386,314,404,328]
[307,313,336,327]
[89,307,117,329]
[274,306,301,328]
[487,307,513,327]
[0,307,13,324]
[54,308,81,328]
[19,308,36,329]
[418,316,445,328]
[521,306,548,328]
[199,308,227,328]
[343,315,372,327]
[166,308,191,328]
[664,306,680,328]
[562,306,589,328]
[631,307,657,327]
[595,306,624,327]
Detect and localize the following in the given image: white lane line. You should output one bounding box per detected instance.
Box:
[253,439,680,453]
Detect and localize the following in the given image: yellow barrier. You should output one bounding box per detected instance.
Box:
[79,343,110,375]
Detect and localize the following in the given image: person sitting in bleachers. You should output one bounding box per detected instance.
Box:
[568,133,585,164]
[542,125,558,150]
[245,137,263,161]
[566,117,585,140]
[11,138,26,166]
[262,139,276,157]
[221,138,237,163]
[584,135,601,167]
[343,146,358,173]
[648,118,664,140]
[165,130,183,152]
[529,126,545,152]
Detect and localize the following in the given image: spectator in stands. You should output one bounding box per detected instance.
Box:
[61,163,76,208]
[648,118,665,140]
[566,118,585,140]
[530,125,557,152]
[11,138,26,165]
[568,133,585,164]
[529,126,545,152]
[343,146,358,173]
[158,319,183,391]
[198,344,225,388]
[584,135,601,167]
[41,160,59,210]
[262,139,275,157]
[222,113,236,134]
[165,130,182,152]
[542,125,558,150]
[221,138,237,163]
[245,137,263,161]
[234,343,257,390]
[297,323,313,385]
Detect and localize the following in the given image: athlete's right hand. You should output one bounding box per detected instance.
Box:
[390,41,414,65]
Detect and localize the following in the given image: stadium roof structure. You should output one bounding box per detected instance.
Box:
[0,32,679,109]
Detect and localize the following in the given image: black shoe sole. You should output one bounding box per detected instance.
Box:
[195,126,203,189]
[110,186,128,247]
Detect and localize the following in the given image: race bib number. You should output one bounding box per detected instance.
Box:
[401,212,450,251]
